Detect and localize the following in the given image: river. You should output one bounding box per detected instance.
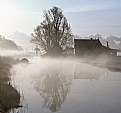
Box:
[10,57,121,113]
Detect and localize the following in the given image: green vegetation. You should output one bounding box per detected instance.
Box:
[0,83,20,113]
[0,56,20,113]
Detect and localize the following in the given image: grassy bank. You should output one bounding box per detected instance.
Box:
[80,56,121,72]
[0,83,20,113]
[0,56,20,113]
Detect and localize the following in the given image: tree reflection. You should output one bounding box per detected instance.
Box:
[32,61,73,112]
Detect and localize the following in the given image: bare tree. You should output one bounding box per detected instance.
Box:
[31,6,72,53]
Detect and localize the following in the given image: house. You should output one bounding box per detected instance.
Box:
[74,38,118,57]
[62,46,74,55]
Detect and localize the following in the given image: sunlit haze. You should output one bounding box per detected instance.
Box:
[0,0,121,37]
[1,1,121,113]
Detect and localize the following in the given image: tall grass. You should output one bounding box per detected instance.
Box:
[0,83,20,113]
[0,56,20,113]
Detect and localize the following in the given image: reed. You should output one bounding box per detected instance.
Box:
[0,56,20,113]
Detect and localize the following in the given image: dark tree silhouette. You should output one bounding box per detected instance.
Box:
[31,6,72,53]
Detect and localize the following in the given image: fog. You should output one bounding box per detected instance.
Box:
[10,57,121,113]
[0,50,121,113]
[0,50,24,56]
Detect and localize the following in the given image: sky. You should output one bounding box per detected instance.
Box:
[0,0,121,37]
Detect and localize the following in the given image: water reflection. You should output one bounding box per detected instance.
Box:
[90,62,121,73]
[31,60,106,112]
[10,58,121,113]
[74,63,106,81]
[31,60,73,112]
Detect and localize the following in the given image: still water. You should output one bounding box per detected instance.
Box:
[10,57,121,113]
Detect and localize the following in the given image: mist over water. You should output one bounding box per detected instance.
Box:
[10,57,121,113]
[0,50,21,56]
[0,50,28,57]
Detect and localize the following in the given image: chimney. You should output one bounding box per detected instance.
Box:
[107,41,109,48]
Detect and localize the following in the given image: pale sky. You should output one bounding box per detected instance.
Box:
[0,0,121,37]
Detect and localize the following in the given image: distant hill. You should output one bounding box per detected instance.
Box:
[8,31,33,50]
[89,34,121,50]
[0,36,22,50]
[104,36,121,50]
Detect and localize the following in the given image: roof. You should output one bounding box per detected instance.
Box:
[74,38,119,56]
[74,38,102,48]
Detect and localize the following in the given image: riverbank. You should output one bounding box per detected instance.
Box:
[79,56,121,72]
[0,56,20,113]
